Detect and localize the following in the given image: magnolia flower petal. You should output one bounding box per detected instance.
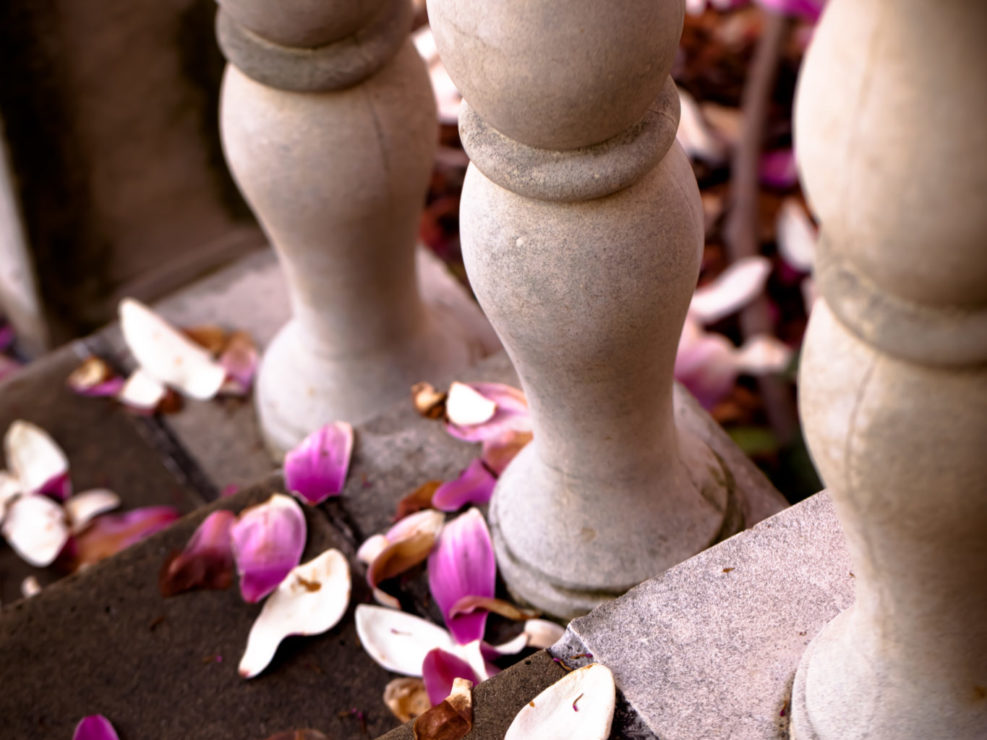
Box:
[67,357,125,397]
[423,648,480,707]
[159,509,236,597]
[432,459,496,512]
[1,494,69,566]
[428,509,496,645]
[355,604,455,676]
[218,330,258,395]
[72,506,180,569]
[776,198,817,273]
[689,256,772,325]
[413,677,473,740]
[356,533,390,565]
[117,368,168,413]
[64,489,121,534]
[675,328,739,410]
[410,382,447,420]
[21,575,41,598]
[239,548,351,678]
[283,422,354,505]
[118,297,227,400]
[182,325,228,355]
[445,382,497,427]
[676,88,727,164]
[231,493,307,603]
[384,677,431,723]
[367,531,438,588]
[481,430,533,477]
[386,508,445,544]
[445,383,531,443]
[486,632,530,659]
[505,663,616,740]
[733,335,794,375]
[373,586,402,609]
[449,595,539,622]
[4,419,71,499]
[73,715,120,740]
[394,480,441,521]
[523,619,566,650]
[759,148,799,189]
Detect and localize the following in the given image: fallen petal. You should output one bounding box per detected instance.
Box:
[373,586,402,609]
[21,574,41,598]
[117,368,168,413]
[231,493,307,602]
[64,489,121,534]
[385,677,431,722]
[759,148,799,190]
[445,383,531,443]
[283,422,354,505]
[413,678,473,740]
[480,430,533,477]
[411,382,447,420]
[428,509,496,645]
[776,198,817,273]
[182,325,228,356]
[72,506,180,570]
[1,494,69,566]
[159,509,236,597]
[432,459,496,512]
[355,604,455,676]
[385,508,445,544]
[394,480,441,521]
[67,357,125,397]
[505,663,616,740]
[4,419,71,499]
[449,595,539,622]
[733,335,793,375]
[675,326,739,410]
[445,382,496,427]
[422,648,480,707]
[689,256,772,325]
[368,531,438,589]
[218,330,258,395]
[523,619,566,650]
[356,533,390,565]
[239,548,351,678]
[73,715,120,740]
[118,298,227,400]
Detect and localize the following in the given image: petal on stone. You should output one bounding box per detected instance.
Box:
[480,430,533,477]
[384,677,431,723]
[445,383,531,443]
[67,357,125,397]
[239,548,351,678]
[368,531,438,588]
[4,419,71,499]
[432,459,496,512]
[117,368,168,413]
[64,489,121,534]
[1,494,69,567]
[230,493,307,603]
[776,198,817,273]
[689,256,772,325]
[355,604,455,676]
[159,509,236,597]
[72,715,120,740]
[118,297,227,400]
[445,382,497,427]
[283,422,354,505]
[218,330,258,395]
[448,595,539,622]
[413,678,473,740]
[422,648,480,707]
[523,619,566,650]
[504,663,616,740]
[72,506,180,569]
[428,509,496,645]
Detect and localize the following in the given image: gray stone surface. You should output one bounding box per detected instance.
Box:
[553,492,853,740]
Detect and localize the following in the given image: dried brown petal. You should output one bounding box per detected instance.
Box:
[449,595,540,622]
[67,356,115,389]
[412,382,447,420]
[182,325,228,356]
[368,531,437,588]
[384,677,431,723]
[413,678,473,740]
[395,480,442,521]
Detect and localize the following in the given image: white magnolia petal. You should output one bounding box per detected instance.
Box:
[239,548,351,679]
[356,533,390,565]
[445,382,497,427]
[21,575,41,598]
[505,663,616,740]
[490,632,530,658]
[524,619,567,650]
[451,638,491,682]
[689,256,772,325]
[733,335,793,375]
[118,298,226,400]
[64,489,121,534]
[0,470,23,520]
[676,89,727,164]
[355,604,455,676]
[117,368,167,411]
[385,508,446,543]
[372,587,402,610]
[776,198,817,272]
[1,494,69,566]
[4,420,69,496]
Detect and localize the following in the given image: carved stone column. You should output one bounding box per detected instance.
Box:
[790,2,987,737]
[217,0,484,455]
[428,0,739,618]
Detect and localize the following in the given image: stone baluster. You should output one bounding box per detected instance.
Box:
[790,2,987,737]
[428,0,739,618]
[217,0,483,455]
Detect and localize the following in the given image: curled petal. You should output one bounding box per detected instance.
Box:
[505,664,616,740]
[384,677,431,723]
[118,298,226,400]
[283,422,354,505]
[428,509,496,645]
[394,480,441,521]
[480,430,533,477]
[1,494,69,567]
[410,382,447,420]
[776,198,817,273]
[4,419,71,499]
[356,533,390,565]
[523,619,566,650]
[373,586,402,609]
[413,678,473,740]
[367,531,438,589]
[432,459,496,512]
[689,256,772,325]
[355,604,455,676]
[386,508,445,544]
[445,383,531,443]
[445,382,496,427]
[159,509,236,597]
[239,548,351,678]
[230,493,306,603]
[422,648,480,707]
[449,595,539,622]
[72,506,180,570]
[182,325,228,355]
[73,715,120,740]
[218,330,258,396]
[67,357,125,397]
[64,489,121,534]
[117,368,168,413]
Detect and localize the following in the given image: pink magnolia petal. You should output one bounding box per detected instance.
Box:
[72,506,180,570]
[428,508,496,645]
[422,648,480,707]
[4,420,71,500]
[432,459,496,512]
[445,383,531,443]
[776,198,817,273]
[159,509,236,597]
[1,494,69,567]
[284,422,354,505]
[675,323,739,409]
[230,493,306,603]
[218,330,258,396]
[73,715,119,740]
[689,256,772,325]
[480,430,533,477]
[759,148,798,189]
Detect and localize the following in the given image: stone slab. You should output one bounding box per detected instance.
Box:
[0,341,206,605]
[553,492,854,740]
